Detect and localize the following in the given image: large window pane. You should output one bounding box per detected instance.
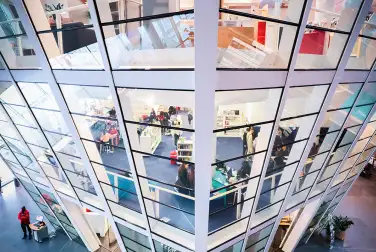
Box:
[220,1,303,23]
[355,82,376,106]
[118,88,195,130]
[217,14,297,69]
[328,83,362,110]
[281,86,328,118]
[308,0,361,32]
[33,109,70,135]
[345,104,373,127]
[97,0,193,23]
[24,0,90,31]
[0,35,40,69]
[39,28,103,70]
[215,88,282,128]
[214,123,272,161]
[296,29,348,69]
[19,82,59,110]
[346,37,376,70]
[104,13,194,69]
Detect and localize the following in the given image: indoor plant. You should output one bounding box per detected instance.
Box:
[326,215,354,241]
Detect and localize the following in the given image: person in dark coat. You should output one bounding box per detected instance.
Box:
[18,206,32,239]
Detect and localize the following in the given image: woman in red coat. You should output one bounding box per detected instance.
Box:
[18,206,32,239]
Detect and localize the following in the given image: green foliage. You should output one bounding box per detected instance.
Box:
[333,215,354,232]
[326,215,354,234]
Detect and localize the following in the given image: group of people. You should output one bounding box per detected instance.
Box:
[176,163,195,195]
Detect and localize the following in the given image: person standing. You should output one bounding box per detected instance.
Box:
[247,127,255,156]
[188,111,193,125]
[18,206,32,240]
[242,128,249,156]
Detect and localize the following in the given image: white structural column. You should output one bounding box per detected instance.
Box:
[282,197,321,252]
[87,1,155,251]
[194,0,218,251]
[240,1,313,251]
[12,1,127,252]
[262,1,373,251]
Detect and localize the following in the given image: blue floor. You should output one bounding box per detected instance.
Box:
[0,182,87,252]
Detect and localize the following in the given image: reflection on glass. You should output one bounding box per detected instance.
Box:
[336,126,361,147]
[117,223,151,252]
[329,144,351,165]
[104,13,194,69]
[245,224,273,251]
[16,125,49,148]
[269,140,307,173]
[60,85,114,116]
[304,152,329,175]
[281,86,328,118]
[118,88,195,130]
[294,171,319,193]
[350,137,370,156]
[221,1,304,23]
[39,28,103,70]
[217,14,297,69]
[154,239,182,252]
[319,162,342,182]
[355,82,376,106]
[360,121,376,139]
[19,82,59,110]
[296,29,348,69]
[328,83,362,110]
[0,82,23,105]
[277,115,317,146]
[345,104,373,127]
[220,239,243,252]
[340,153,360,173]
[24,0,90,31]
[33,109,70,135]
[346,37,376,70]
[3,104,36,127]
[256,182,289,211]
[0,35,40,69]
[308,0,362,32]
[309,131,339,157]
[215,89,281,129]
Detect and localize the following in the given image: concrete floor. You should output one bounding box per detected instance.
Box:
[296,172,376,252]
[0,182,87,252]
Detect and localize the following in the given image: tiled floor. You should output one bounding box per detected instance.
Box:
[296,172,376,252]
[0,182,87,252]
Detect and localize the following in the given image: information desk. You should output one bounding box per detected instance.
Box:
[29,222,48,242]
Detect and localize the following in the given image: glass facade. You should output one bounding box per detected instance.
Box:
[0,1,375,252]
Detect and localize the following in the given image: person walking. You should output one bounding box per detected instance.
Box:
[18,206,32,240]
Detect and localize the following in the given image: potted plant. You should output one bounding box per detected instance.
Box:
[326,215,354,241]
